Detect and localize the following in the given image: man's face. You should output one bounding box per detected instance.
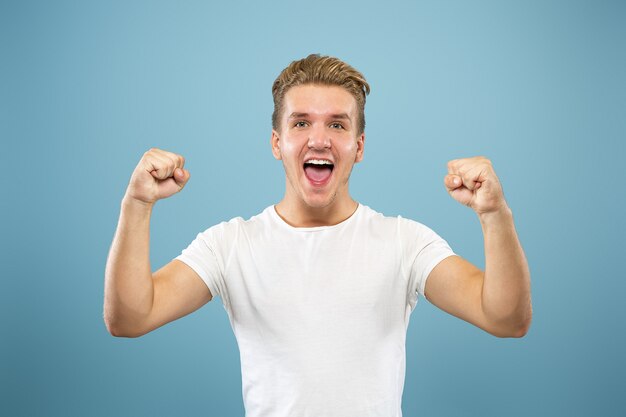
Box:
[271,84,365,209]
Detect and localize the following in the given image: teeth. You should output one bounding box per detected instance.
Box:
[306,159,333,165]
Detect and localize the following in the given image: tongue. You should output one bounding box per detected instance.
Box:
[305,165,332,183]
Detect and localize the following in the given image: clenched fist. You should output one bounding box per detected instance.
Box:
[444,156,507,215]
[125,148,190,205]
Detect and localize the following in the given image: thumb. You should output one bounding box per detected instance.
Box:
[444,174,462,192]
[173,168,190,189]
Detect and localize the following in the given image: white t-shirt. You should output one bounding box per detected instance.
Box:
[176,204,455,417]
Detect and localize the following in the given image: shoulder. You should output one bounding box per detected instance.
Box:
[196,206,273,244]
[359,205,452,257]
[358,204,436,237]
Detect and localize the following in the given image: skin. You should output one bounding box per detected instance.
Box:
[427,157,532,337]
[104,85,531,339]
[103,148,211,337]
[271,84,365,227]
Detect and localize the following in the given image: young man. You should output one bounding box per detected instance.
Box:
[104,54,532,416]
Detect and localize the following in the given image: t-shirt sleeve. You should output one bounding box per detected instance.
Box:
[175,228,225,300]
[404,220,455,310]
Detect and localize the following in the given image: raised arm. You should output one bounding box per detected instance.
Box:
[424,157,532,338]
[103,148,212,338]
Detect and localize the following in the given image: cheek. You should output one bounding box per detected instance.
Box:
[339,141,359,160]
[279,137,304,166]
[280,141,297,160]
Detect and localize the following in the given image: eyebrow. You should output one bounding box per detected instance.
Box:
[288,112,352,121]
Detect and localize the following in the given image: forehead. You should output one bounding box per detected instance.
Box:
[282,84,358,119]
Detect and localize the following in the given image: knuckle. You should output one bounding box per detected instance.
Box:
[164,153,177,165]
[145,148,159,158]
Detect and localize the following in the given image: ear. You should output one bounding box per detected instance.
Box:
[271,129,282,160]
[355,133,365,163]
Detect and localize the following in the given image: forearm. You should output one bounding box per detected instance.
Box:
[479,206,532,335]
[103,196,155,336]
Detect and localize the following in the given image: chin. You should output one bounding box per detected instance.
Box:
[302,192,336,209]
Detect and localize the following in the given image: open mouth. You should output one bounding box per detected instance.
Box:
[303,159,334,184]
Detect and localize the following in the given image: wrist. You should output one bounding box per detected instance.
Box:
[478,204,513,228]
[121,194,155,215]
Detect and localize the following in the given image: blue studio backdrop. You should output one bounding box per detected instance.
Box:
[2,1,625,416]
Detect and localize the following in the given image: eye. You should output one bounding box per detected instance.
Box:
[330,122,344,129]
[294,121,308,128]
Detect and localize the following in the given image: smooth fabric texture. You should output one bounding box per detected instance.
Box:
[176,204,455,417]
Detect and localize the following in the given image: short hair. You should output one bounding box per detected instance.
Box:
[272,54,370,135]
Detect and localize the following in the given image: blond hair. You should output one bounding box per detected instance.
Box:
[272,54,370,134]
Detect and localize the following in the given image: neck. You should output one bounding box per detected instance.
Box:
[275,195,359,228]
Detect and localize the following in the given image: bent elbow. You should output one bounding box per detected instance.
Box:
[104,317,126,338]
[106,324,125,338]
[509,321,531,338]
[105,321,145,338]
[502,314,533,338]
[488,310,532,338]
[513,304,533,338]
[493,300,533,338]
[103,311,146,338]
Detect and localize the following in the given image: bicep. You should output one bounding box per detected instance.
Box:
[424,255,494,334]
[141,259,213,335]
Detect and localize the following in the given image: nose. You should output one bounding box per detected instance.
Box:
[307,126,331,149]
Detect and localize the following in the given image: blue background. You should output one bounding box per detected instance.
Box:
[2,0,625,416]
